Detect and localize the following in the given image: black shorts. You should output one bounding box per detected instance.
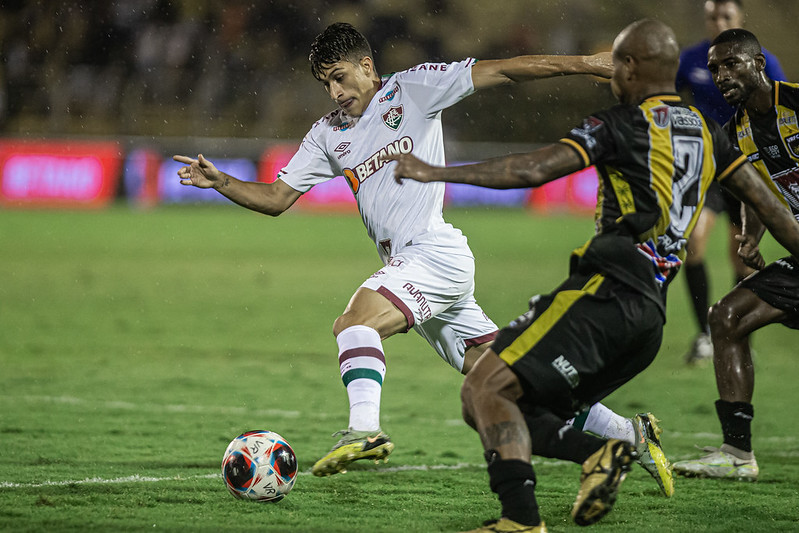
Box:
[704,180,743,226]
[738,256,799,329]
[491,270,665,420]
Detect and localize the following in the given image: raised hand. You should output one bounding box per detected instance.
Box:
[173,154,222,189]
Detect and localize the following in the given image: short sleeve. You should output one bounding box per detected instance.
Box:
[559,111,620,169]
[277,129,336,193]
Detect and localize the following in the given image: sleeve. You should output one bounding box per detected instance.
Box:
[397,58,476,117]
[558,109,620,168]
[276,127,336,193]
[763,49,786,82]
[713,119,747,183]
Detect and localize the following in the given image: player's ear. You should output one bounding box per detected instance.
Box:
[621,55,636,80]
[753,52,766,72]
[360,56,375,76]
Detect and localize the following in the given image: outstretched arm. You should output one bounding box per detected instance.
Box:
[384,143,584,189]
[724,162,799,261]
[471,52,612,91]
[173,154,302,216]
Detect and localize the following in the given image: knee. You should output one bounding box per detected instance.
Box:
[460,371,484,425]
[708,298,740,338]
[332,314,351,338]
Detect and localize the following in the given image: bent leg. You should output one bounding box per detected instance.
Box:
[312,287,408,476]
[332,287,408,431]
[461,349,543,527]
[462,341,492,374]
[461,348,529,460]
[333,286,409,338]
[709,288,785,402]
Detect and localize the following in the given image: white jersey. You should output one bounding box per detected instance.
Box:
[279,58,477,264]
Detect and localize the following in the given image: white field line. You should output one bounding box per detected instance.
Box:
[2,394,302,419]
[0,463,468,489]
[1,460,583,490]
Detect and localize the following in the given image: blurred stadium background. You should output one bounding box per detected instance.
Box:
[0,0,797,212]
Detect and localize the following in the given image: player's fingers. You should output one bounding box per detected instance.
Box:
[173,155,195,164]
[380,154,400,166]
[733,234,746,243]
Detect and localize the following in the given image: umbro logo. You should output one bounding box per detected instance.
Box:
[335,142,352,159]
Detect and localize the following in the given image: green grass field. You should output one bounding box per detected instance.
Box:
[1,205,798,532]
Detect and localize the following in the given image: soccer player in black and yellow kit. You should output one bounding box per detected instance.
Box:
[673,29,799,482]
[384,20,799,532]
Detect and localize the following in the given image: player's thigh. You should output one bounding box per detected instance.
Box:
[717,258,799,331]
[414,295,498,373]
[491,274,663,418]
[360,247,477,332]
[333,286,409,338]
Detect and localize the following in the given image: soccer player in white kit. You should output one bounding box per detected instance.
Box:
[174,23,671,489]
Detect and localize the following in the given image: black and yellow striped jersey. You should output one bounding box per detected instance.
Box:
[559,94,746,312]
[725,81,799,219]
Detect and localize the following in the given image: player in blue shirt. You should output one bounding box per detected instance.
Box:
[675,0,785,365]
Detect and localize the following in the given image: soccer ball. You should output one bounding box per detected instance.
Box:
[222,430,298,502]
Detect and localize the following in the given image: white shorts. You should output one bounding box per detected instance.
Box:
[360,244,498,371]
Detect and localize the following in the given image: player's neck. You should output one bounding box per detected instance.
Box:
[745,78,775,116]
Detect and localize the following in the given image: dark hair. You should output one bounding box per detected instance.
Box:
[309,22,374,80]
[711,28,762,58]
[710,0,743,7]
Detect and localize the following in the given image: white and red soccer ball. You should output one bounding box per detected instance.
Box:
[222,430,298,502]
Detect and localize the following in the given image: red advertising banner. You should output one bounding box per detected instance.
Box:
[0,139,122,208]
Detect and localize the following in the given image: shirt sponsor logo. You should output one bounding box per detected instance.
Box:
[406,63,449,73]
[765,144,781,159]
[333,121,354,132]
[382,105,404,131]
[737,125,753,140]
[342,136,414,193]
[671,110,702,129]
[771,167,799,213]
[379,85,399,103]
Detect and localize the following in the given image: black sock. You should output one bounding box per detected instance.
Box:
[715,399,754,452]
[684,262,710,333]
[485,453,540,526]
[525,410,605,464]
